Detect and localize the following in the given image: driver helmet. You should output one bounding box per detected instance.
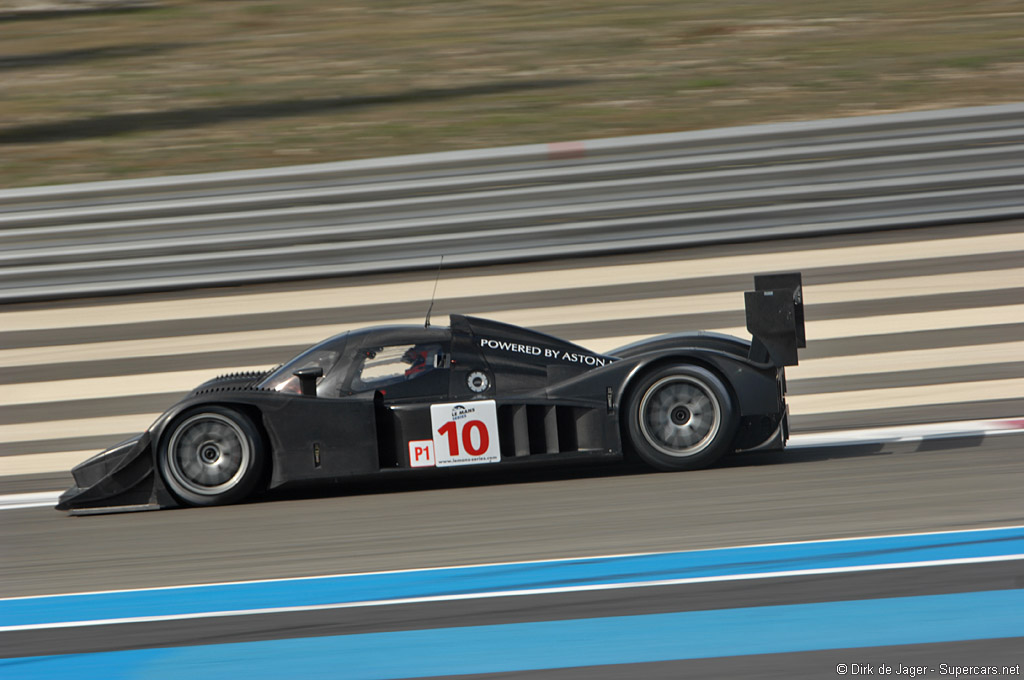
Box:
[402,345,434,377]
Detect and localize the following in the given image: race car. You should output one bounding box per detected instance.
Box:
[57,273,805,514]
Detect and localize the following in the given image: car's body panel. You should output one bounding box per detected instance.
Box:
[57,275,804,514]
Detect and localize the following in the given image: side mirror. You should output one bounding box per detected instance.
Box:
[293,366,324,396]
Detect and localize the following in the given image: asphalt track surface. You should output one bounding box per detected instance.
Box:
[1,220,1023,676]
[2,435,1022,676]
[2,434,1021,598]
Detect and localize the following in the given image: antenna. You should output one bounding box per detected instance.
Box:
[424,255,444,328]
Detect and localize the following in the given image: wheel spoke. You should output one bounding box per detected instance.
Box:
[180,428,202,449]
[179,455,200,479]
[197,465,219,485]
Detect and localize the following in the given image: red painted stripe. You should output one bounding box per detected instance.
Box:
[548,141,586,160]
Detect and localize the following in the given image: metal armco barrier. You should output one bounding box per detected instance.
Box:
[2,102,1023,302]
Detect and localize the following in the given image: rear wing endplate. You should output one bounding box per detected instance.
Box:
[745,272,806,367]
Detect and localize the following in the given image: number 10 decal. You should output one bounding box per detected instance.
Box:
[437,419,490,457]
[429,400,500,467]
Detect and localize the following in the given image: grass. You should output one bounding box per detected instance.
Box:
[0,0,1023,188]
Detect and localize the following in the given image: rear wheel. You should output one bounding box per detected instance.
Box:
[624,364,737,471]
[158,406,266,507]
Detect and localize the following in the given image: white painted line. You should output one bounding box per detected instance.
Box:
[586,304,1024,353]
[3,232,1020,332]
[0,491,60,511]
[0,450,97,476]
[0,413,159,445]
[788,377,1024,415]
[786,340,1024,380]
[790,417,1024,447]
[2,552,1022,632]
[5,303,1024,370]
[448,270,1024,334]
[0,323,355,369]
[0,366,264,407]
[800,304,1024,340]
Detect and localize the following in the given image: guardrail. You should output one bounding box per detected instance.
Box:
[3,102,1023,302]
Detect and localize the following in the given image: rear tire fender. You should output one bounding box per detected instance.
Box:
[621,363,738,472]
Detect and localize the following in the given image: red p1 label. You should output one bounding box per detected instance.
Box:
[430,401,500,467]
[408,440,435,468]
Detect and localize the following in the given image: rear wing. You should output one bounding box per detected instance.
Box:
[744,272,806,367]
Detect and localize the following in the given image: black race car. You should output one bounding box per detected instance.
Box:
[57,273,805,514]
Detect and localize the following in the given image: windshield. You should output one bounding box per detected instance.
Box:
[257,343,343,395]
[351,343,442,390]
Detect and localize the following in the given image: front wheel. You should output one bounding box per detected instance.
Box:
[158,406,266,507]
[624,364,737,471]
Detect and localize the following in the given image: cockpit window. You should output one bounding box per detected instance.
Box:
[353,343,441,390]
[257,348,340,394]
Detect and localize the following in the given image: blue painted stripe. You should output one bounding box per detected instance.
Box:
[5,589,1024,680]
[3,526,1023,627]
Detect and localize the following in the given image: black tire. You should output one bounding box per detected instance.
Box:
[624,364,737,471]
[158,406,266,507]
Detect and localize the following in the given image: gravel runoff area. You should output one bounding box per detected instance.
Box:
[2,0,1024,187]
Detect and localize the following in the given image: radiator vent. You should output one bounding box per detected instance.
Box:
[498,404,603,457]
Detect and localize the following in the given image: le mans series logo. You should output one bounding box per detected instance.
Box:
[450,404,476,421]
